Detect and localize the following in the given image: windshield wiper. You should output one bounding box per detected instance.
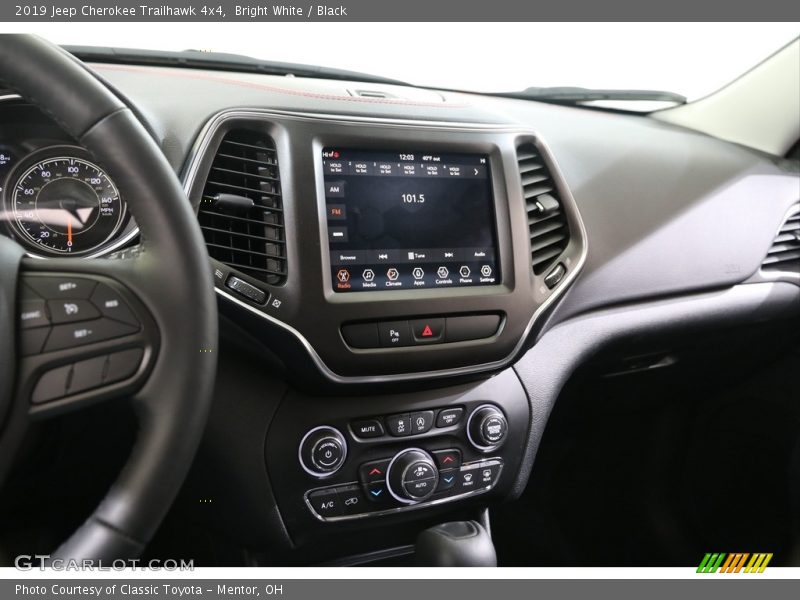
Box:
[495,86,687,107]
[63,45,411,87]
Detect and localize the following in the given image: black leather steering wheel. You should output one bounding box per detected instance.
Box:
[0,35,218,560]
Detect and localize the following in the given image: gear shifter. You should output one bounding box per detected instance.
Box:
[415,520,497,566]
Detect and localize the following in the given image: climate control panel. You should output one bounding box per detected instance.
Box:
[305,453,504,521]
[266,369,528,536]
[295,404,511,521]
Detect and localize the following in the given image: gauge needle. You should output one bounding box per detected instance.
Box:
[67,216,73,246]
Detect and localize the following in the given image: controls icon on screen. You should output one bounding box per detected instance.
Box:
[387,268,400,281]
[412,267,424,280]
[437,266,449,278]
[480,265,493,277]
[362,269,375,282]
[459,266,471,278]
[336,269,350,283]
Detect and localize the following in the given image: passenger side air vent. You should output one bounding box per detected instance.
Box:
[198,129,286,285]
[517,143,570,275]
[762,203,800,273]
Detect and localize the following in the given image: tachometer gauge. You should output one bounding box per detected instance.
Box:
[3,147,125,256]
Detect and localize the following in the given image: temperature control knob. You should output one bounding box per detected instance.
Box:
[467,405,508,452]
[299,426,347,478]
[386,448,439,504]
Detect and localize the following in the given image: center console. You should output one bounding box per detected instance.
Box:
[182,110,585,554]
[183,110,586,382]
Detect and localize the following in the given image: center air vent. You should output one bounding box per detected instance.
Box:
[762,203,800,273]
[517,143,570,275]
[198,129,286,285]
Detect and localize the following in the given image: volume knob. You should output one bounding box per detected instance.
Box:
[299,426,347,478]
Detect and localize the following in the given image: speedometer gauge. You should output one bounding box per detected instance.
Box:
[4,147,125,256]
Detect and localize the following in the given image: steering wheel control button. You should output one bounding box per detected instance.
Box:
[386,413,412,437]
[378,320,413,347]
[387,449,439,503]
[359,459,391,483]
[352,418,384,438]
[105,348,144,383]
[544,262,567,289]
[432,449,462,470]
[46,299,100,324]
[341,322,379,349]
[225,275,267,305]
[299,426,348,477]
[20,327,50,356]
[44,318,139,352]
[89,284,139,326]
[69,355,107,395]
[410,410,435,434]
[410,318,445,343]
[468,405,509,452]
[26,277,97,300]
[436,407,464,428]
[308,488,342,518]
[445,314,501,343]
[31,364,73,404]
[19,299,49,329]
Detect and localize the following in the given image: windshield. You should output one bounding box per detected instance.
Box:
[6,22,799,100]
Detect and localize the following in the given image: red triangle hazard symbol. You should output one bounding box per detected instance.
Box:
[422,325,434,337]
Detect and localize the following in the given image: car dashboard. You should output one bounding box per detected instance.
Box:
[2,61,798,563]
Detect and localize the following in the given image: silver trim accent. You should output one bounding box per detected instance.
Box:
[183,108,589,384]
[747,201,800,286]
[385,448,437,505]
[297,425,348,479]
[0,94,140,260]
[466,404,508,453]
[304,458,504,523]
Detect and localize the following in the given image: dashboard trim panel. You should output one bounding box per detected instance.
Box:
[183,109,588,383]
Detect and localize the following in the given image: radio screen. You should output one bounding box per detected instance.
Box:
[323,148,499,293]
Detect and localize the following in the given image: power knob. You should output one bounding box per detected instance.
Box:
[386,448,439,504]
[298,426,347,478]
[467,404,508,452]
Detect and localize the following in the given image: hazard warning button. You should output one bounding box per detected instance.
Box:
[410,318,445,344]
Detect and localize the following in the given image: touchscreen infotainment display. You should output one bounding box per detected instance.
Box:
[323,148,499,293]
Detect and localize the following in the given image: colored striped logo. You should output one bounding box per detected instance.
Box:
[697,553,773,573]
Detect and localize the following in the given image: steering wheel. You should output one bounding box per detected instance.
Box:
[0,35,218,560]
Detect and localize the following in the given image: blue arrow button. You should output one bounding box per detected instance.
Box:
[370,489,383,497]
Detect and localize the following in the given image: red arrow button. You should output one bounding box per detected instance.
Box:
[442,456,454,464]
[369,468,382,476]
